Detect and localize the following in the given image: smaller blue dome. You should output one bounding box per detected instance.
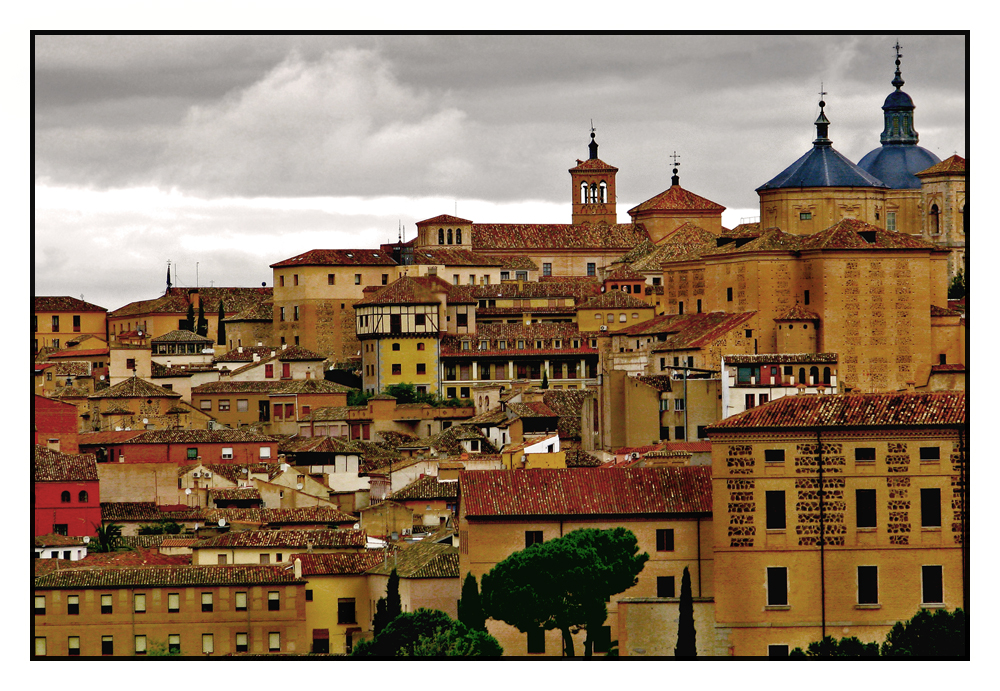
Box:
[883,89,915,109]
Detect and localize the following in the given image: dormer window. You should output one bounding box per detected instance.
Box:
[461,340,471,350]
[859,230,877,244]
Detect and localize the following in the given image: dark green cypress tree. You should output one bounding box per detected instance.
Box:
[184,303,195,332]
[675,566,696,657]
[196,300,208,336]
[458,572,487,632]
[386,568,402,621]
[216,300,226,346]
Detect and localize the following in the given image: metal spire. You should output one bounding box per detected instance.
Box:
[892,40,905,90]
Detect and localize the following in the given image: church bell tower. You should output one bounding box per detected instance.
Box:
[569,129,618,225]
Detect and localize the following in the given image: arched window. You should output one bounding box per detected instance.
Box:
[581,182,588,204]
[79,490,89,503]
[930,204,940,235]
[61,491,70,503]
[823,367,832,386]
[798,367,806,385]
[599,181,608,203]
[590,183,598,204]
[438,228,445,244]
[447,228,453,245]
[456,228,462,244]
[809,366,820,385]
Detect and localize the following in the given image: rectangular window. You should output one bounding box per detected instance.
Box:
[767,567,788,606]
[674,398,685,411]
[235,591,247,611]
[218,399,230,412]
[328,273,336,285]
[102,635,114,656]
[268,632,280,652]
[338,598,356,624]
[382,274,389,285]
[293,306,299,321]
[674,425,685,441]
[525,530,543,548]
[542,263,552,276]
[766,491,786,530]
[657,576,676,598]
[52,315,60,332]
[592,625,612,654]
[268,591,280,611]
[221,447,234,460]
[391,363,402,375]
[416,363,426,375]
[656,528,674,552]
[799,212,812,220]
[199,399,212,411]
[236,633,249,653]
[279,306,286,322]
[354,274,362,285]
[282,363,291,378]
[745,393,755,409]
[305,590,313,602]
[764,449,785,464]
[168,593,179,612]
[101,594,113,614]
[921,488,942,528]
[858,566,879,605]
[414,313,426,327]
[727,287,733,302]
[527,628,545,654]
[134,593,146,613]
[260,447,272,459]
[35,637,47,656]
[68,636,80,656]
[34,595,45,615]
[919,447,941,461]
[187,447,198,459]
[587,263,596,277]
[135,635,147,655]
[768,645,789,658]
[217,554,228,565]
[67,594,80,615]
[922,565,943,604]
[168,634,180,654]
[73,315,81,332]
[804,290,810,305]
[202,634,214,655]
[456,312,469,328]
[260,553,271,564]
[855,447,876,462]
[886,211,897,231]
[856,489,877,528]
[500,271,510,281]
[202,592,213,613]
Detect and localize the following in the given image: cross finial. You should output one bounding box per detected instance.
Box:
[670,151,681,167]
[894,40,902,62]
[590,119,596,135]
[818,82,827,104]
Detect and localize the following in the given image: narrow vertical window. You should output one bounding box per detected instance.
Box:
[921,488,942,528]
[858,566,879,605]
[765,491,786,530]
[766,567,788,606]
[856,489,877,528]
[922,565,943,604]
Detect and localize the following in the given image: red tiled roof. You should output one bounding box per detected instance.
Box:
[34,564,303,589]
[33,446,98,482]
[78,431,145,446]
[110,287,271,317]
[775,304,820,321]
[390,476,459,501]
[645,312,756,350]
[709,391,966,430]
[916,154,965,176]
[365,541,459,578]
[930,363,966,372]
[291,550,387,576]
[270,249,397,268]
[568,157,618,172]
[208,488,262,502]
[34,296,107,312]
[35,534,86,547]
[194,529,366,549]
[628,184,726,215]
[930,304,963,317]
[88,376,181,400]
[47,348,109,359]
[724,353,837,365]
[354,275,452,307]
[460,467,712,518]
[577,290,653,311]
[409,248,502,267]
[472,223,647,251]
[121,429,276,444]
[416,214,474,226]
[798,218,939,251]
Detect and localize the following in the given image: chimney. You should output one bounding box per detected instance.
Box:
[282,343,288,350]
[253,353,260,362]
[237,346,243,353]
[293,557,302,579]
[905,380,915,392]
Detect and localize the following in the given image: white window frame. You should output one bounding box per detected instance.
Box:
[222,447,234,460]
[260,446,272,459]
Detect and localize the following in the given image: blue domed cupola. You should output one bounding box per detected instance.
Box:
[857,42,941,189]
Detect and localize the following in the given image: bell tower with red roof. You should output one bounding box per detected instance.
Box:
[569,129,618,225]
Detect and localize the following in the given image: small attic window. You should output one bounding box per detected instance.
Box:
[859,230,877,243]
[800,212,812,220]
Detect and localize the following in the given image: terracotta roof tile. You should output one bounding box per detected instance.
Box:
[110,287,271,318]
[121,429,276,444]
[775,304,821,321]
[208,488,262,502]
[416,214,474,225]
[646,312,756,350]
[472,223,648,251]
[709,391,966,430]
[33,446,98,482]
[568,157,618,172]
[291,550,387,576]
[916,154,965,176]
[194,528,366,549]
[354,275,453,307]
[270,249,396,268]
[89,376,181,400]
[151,329,214,344]
[460,467,712,517]
[390,476,459,501]
[627,184,726,215]
[35,564,303,589]
[365,541,459,578]
[34,296,107,312]
[724,353,837,365]
[102,502,206,522]
[577,290,653,311]
[797,218,939,251]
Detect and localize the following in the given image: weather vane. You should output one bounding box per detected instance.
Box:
[670,151,681,168]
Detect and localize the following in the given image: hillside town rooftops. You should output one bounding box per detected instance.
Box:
[270,249,397,268]
[34,446,98,482]
[365,541,459,579]
[34,564,304,589]
[194,528,366,549]
[291,550,387,576]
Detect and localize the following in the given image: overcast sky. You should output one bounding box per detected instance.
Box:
[32,33,967,312]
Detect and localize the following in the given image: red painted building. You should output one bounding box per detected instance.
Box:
[103,429,279,464]
[34,395,80,454]
[34,446,101,537]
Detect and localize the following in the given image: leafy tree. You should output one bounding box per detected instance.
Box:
[146,639,181,656]
[217,300,226,346]
[383,383,417,404]
[675,566,696,657]
[880,608,966,659]
[352,608,502,658]
[481,527,649,657]
[947,269,966,299]
[92,522,123,553]
[138,520,182,536]
[788,608,965,659]
[458,572,487,632]
[347,390,373,407]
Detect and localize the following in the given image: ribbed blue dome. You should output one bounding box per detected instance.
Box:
[857,144,940,189]
[883,89,915,109]
[757,145,887,191]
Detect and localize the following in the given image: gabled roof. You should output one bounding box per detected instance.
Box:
[270,249,396,268]
[365,541,459,578]
[568,157,618,172]
[194,529,366,549]
[472,223,648,251]
[390,476,459,501]
[604,265,645,282]
[35,564,304,589]
[709,391,965,430]
[47,348,109,359]
[110,287,271,318]
[101,502,207,522]
[89,376,181,400]
[460,467,712,518]
[34,296,107,312]
[33,446,98,482]
[151,329,214,344]
[223,300,274,322]
[354,275,452,307]
[291,551,387,576]
[208,488,262,502]
[628,184,726,216]
[416,214,474,226]
[577,290,653,311]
